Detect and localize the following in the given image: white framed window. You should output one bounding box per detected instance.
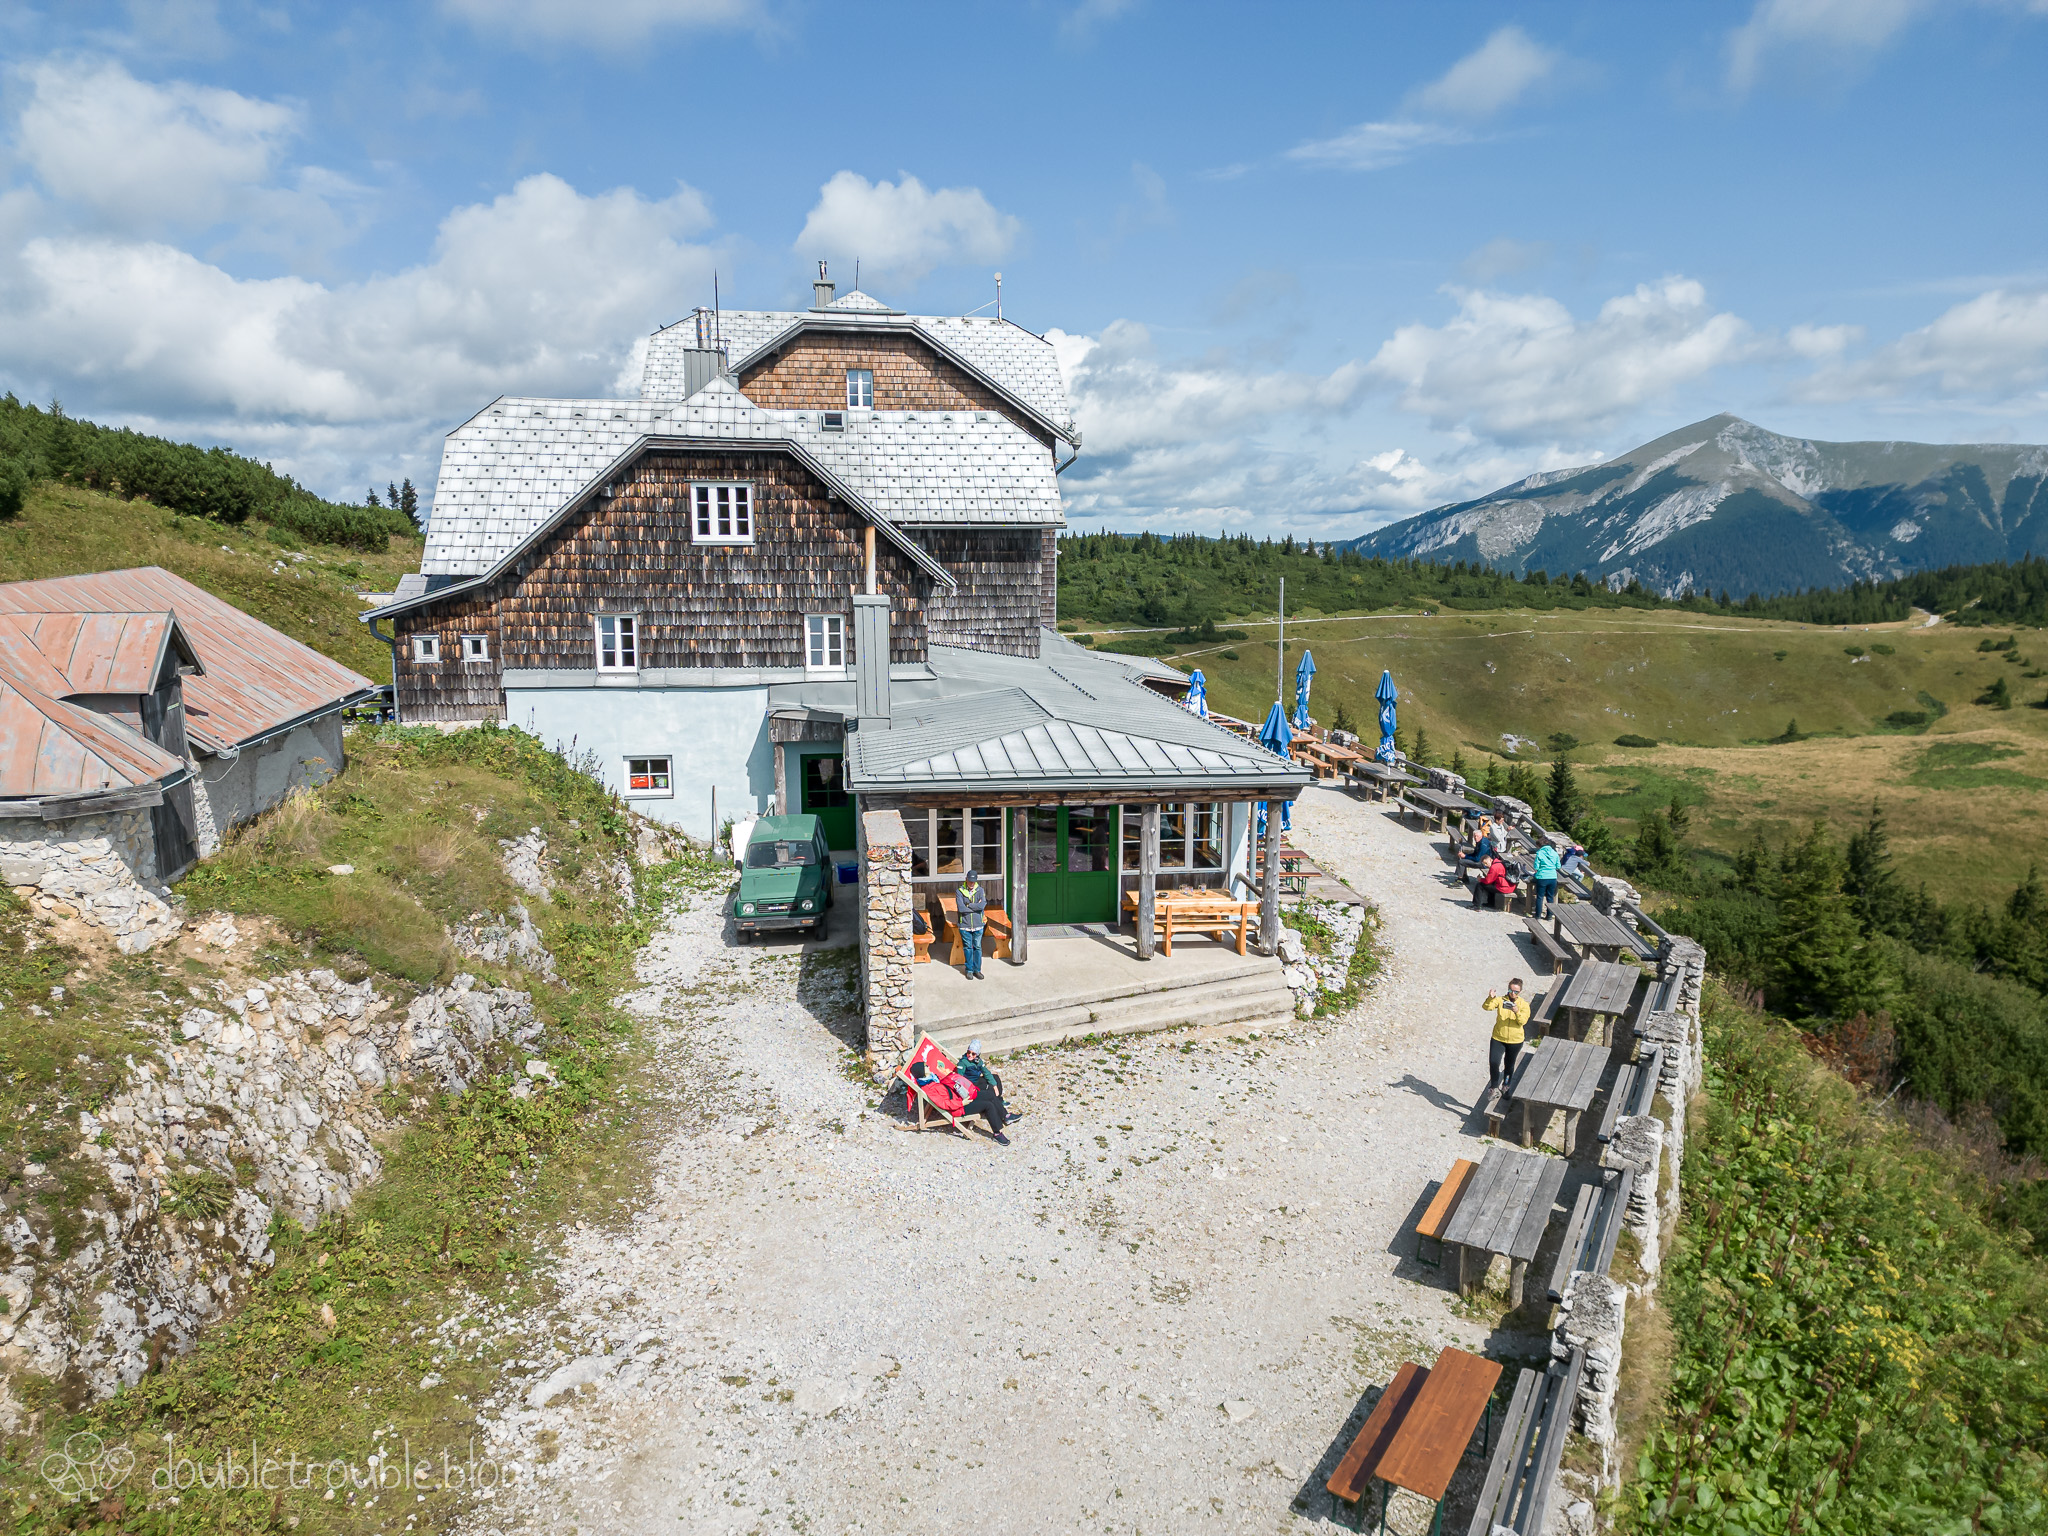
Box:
[624,755,672,797]
[821,410,845,431]
[595,614,638,671]
[1121,802,1224,871]
[460,634,489,661]
[845,368,874,409]
[805,613,846,671]
[904,808,1005,883]
[411,634,441,663]
[692,482,753,544]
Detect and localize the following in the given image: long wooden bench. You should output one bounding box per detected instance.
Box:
[1522,915,1572,973]
[1545,1167,1635,1303]
[1414,1157,1478,1267]
[1325,1360,1427,1527]
[1464,1348,1586,1536]
[1596,1045,1664,1145]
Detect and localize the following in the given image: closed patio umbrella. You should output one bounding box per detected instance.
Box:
[1293,650,1316,733]
[1258,701,1293,834]
[1186,668,1208,718]
[1376,670,1399,764]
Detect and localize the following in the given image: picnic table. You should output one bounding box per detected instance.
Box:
[1498,1037,1611,1155]
[1402,786,1480,833]
[1326,1346,1503,1533]
[1551,903,1641,962]
[1350,761,1418,803]
[1295,737,1364,780]
[1119,889,1255,956]
[1439,1144,1569,1305]
[1553,959,1641,1047]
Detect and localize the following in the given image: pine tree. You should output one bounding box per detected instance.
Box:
[365,487,380,508]
[1482,757,1506,796]
[1771,820,1882,1020]
[1504,763,1547,823]
[1450,747,1468,779]
[1666,796,1690,839]
[1411,726,1434,767]
[386,481,400,509]
[398,478,420,530]
[1990,865,2048,993]
[1844,801,1913,939]
[1626,810,1688,892]
[1333,699,1356,736]
[1732,827,1771,894]
[1546,755,1583,836]
[1979,675,2013,709]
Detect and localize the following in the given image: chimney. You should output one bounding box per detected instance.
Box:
[813,259,836,310]
[852,592,890,731]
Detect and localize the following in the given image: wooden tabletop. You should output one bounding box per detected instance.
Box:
[1557,958,1642,1017]
[1407,787,1480,813]
[1373,1347,1505,1502]
[1506,1036,1611,1113]
[1351,760,1415,782]
[1326,1360,1428,1503]
[1439,1144,1568,1264]
[1552,904,1640,952]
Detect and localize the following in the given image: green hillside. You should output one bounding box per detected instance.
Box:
[0,478,421,684]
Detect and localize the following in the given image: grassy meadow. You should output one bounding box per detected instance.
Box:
[1074,606,2048,907]
[0,480,423,684]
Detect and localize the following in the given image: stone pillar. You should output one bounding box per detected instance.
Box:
[1008,808,1029,964]
[858,809,916,1059]
[1136,804,1159,960]
[1591,874,1639,916]
[1601,1114,1666,1276]
[1552,1272,1626,1476]
[1258,802,1283,955]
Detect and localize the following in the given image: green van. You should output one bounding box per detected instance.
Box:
[734,814,833,939]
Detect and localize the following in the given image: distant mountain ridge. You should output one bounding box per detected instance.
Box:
[1346,414,2048,598]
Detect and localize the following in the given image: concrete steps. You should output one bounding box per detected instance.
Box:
[925,959,1297,1058]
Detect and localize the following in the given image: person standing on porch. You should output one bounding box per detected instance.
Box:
[956,868,988,979]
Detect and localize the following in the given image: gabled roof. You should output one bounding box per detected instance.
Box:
[846,638,1309,796]
[642,302,1078,446]
[0,569,379,756]
[416,378,1061,579]
[0,676,189,799]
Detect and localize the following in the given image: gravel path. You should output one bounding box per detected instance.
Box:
[462,785,1554,1536]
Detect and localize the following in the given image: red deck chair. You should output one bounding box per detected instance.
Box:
[896,1034,981,1136]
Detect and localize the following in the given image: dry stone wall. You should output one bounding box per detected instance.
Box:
[0,953,542,1431]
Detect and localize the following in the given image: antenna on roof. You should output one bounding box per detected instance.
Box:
[994,271,1003,321]
[854,258,860,291]
[713,271,722,352]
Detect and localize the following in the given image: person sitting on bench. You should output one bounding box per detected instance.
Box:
[910,1058,1010,1144]
[1560,843,1590,880]
[1473,854,1518,908]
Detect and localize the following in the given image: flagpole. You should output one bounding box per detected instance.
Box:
[1276,577,1285,713]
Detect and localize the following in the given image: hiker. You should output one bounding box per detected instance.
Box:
[1531,841,1561,918]
[1483,979,1531,1097]
[910,1058,1010,1144]
[1463,815,1496,866]
[1472,854,1518,909]
[1559,843,1590,880]
[959,1040,1020,1120]
[955,867,989,979]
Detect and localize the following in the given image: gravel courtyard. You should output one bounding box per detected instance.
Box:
[463,784,1558,1536]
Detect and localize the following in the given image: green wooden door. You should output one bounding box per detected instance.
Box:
[1025,805,1119,925]
[799,753,856,850]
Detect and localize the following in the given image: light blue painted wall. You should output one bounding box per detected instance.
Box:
[505,686,773,841]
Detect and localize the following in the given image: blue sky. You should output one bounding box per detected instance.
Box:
[1,0,2045,537]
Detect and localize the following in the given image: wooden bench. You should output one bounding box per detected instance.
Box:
[1414,1157,1478,1267]
[1464,1348,1585,1536]
[1596,1046,1663,1145]
[1545,1168,1635,1303]
[1522,915,1572,973]
[1326,1360,1427,1527]
[1121,891,1255,957]
[929,894,1012,966]
[912,928,933,964]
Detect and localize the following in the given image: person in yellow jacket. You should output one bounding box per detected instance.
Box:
[1483,978,1531,1097]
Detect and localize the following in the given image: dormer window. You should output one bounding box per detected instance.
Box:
[822,411,844,431]
[845,369,873,409]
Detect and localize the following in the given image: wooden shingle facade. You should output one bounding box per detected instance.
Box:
[738,333,1057,449]
[392,447,931,722]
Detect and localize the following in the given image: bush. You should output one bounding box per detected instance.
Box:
[1884,709,1929,728]
[1614,733,1659,748]
[0,454,27,519]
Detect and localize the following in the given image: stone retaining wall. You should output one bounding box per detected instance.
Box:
[858,809,915,1059]
[0,809,181,954]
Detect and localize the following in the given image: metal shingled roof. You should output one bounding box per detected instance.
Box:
[640,304,1076,442]
[420,380,1062,578]
[0,569,378,756]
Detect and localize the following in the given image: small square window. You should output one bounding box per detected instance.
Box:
[692,482,754,544]
[821,411,844,431]
[411,634,441,663]
[806,613,845,671]
[460,634,489,661]
[625,755,672,797]
[845,368,873,409]
[596,615,638,671]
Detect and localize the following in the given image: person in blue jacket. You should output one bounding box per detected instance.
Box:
[1531,841,1562,919]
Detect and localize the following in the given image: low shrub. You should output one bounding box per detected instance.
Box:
[1614,733,1659,748]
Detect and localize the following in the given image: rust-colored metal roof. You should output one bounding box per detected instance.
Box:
[0,568,377,755]
[6,611,196,695]
[0,679,188,798]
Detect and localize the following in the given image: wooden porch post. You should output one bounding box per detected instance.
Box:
[1259,799,1284,955]
[774,742,787,816]
[1009,808,1029,964]
[1137,803,1160,960]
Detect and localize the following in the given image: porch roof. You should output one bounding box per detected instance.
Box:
[844,634,1309,798]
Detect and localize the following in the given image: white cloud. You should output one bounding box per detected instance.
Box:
[15,57,298,229]
[1286,120,1471,172]
[1411,25,1561,118]
[1461,237,1551,283]
[440,0,763,49]
[1367,278,1759,440]
[1,172,716,435]
[1801,288,2048,402]
[794,171,1019,286]
[1726,0,1929,90]
[1786,321,1862,358]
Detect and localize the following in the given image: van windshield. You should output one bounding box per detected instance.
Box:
[746,840,817,869]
